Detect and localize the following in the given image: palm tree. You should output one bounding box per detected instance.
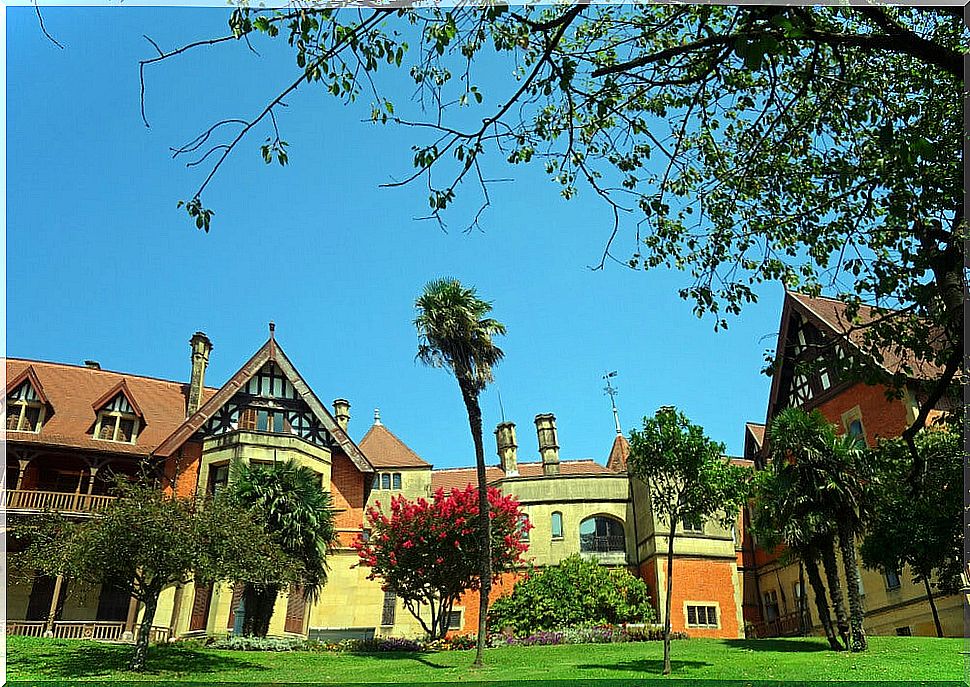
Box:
[229,459,337,637]
[767,408,869,651]
[415,278,506,667]
[751,468,844,650]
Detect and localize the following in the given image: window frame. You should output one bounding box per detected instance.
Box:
[885,569,902,591]
[551,511,564,539]
[685,603,719,629]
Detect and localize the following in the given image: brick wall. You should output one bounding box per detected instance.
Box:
[162,441,203,497]
[452,571,522,636]
[656,557,741,638]
[331,451,366,547]
[814,382,910,446]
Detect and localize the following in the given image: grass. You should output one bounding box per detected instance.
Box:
[6,635,967,685]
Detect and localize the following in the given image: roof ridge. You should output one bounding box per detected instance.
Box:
[5,357,220,391]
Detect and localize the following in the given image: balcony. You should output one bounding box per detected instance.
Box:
[4,489,115,515]
[750,611,805,638]
[7,620,169,643]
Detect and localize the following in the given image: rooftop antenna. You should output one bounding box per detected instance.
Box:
[496,387,507,423]
[603,371,622,435]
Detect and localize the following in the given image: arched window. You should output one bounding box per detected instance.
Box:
[579,516,625,553]
[551,512,563,539]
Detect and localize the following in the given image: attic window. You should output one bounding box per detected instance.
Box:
[94,393,140,444]
[6,380,46,433]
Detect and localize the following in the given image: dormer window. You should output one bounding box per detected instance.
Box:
[6,379,47,433]
[93,392,141,444]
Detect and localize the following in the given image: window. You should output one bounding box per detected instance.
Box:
[579,516,625,553]
[895,626,912,636]
[551,512,563,539]
[7,380,46,432]
[381,591,396,626]
[763,590,780,621]
[93,393,140,444]
[686,605,718,628]
[842,408,867,446]
[682,517,704,534]
[209,464,229,497]
[885,570,901,591]
[518,514,530,542]
[447,610,462,630]
[374,472,402,490]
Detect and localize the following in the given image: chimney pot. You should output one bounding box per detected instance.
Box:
[84,360,101,370]
[495,421,518,476]
[333,399,351,431]
[535,413,560,476]
[187,332,213,416]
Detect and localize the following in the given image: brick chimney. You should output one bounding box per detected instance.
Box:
[332,399,351,431]
[187,332,212,417]
[535,413,560,476]
[495,421,518,476]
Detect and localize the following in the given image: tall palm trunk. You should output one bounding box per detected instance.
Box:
[837,524,867,651]
[820,538,849,650]
[921,575,944,637]
[459,379,491,668]
[662,516,677,676]
[802,550,841,650]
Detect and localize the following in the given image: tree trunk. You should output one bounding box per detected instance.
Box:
[922,575,944,638]
[820,538,849,650]
[837,524,867,652]
[242,582,279,638]
[128,593,159,672]
[802,551,841,651]
[459,380,491,668]
[662,515,677,676]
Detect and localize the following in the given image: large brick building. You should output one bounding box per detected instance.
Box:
[5,328,746,641]
[5,291,958,642]
[742,291,962,638]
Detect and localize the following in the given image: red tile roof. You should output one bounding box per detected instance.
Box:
[788,292,945,380]
[606,434,630,472]
[744,422,765,450]
[359,423,431,468]
[5,358,217,456]
[431,460,615,492]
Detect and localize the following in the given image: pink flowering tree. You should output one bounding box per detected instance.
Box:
[354,485,530,639]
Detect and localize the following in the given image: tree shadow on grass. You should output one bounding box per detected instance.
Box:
[721,638,831,653]
[349,651,450,669]
[10,642,266,679]
[578,658,711,675]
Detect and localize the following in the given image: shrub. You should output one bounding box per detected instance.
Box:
[209,636,304,652]
[488,555,656,635]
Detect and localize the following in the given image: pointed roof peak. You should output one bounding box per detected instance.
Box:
[606,433,630,472]
[359,419,430,468]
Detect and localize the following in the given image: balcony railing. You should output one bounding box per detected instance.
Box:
[750,611,805,638]
[579,534,626,554]
[4,489,115,514]
[6,620,170,643]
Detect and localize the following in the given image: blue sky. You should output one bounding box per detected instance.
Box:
[7,7,784,466]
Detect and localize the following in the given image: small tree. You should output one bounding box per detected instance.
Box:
[354,485,529,640]
[861,426,962,637]
[12,480,294,671]
[488,554,656,636]
[627,407,750,676]
[229,459,338,637]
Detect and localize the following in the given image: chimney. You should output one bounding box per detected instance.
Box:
[333,399,351,431]
[84,360,101,370]
[535,413,560,476]
[495,421,518,476]
[187,332,212,416]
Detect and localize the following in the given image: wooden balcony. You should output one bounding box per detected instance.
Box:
[6,620,170,643]
[4,489,115,515]
[750,611,805,638]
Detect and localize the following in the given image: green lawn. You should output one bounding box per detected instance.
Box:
[6,635,967,685]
